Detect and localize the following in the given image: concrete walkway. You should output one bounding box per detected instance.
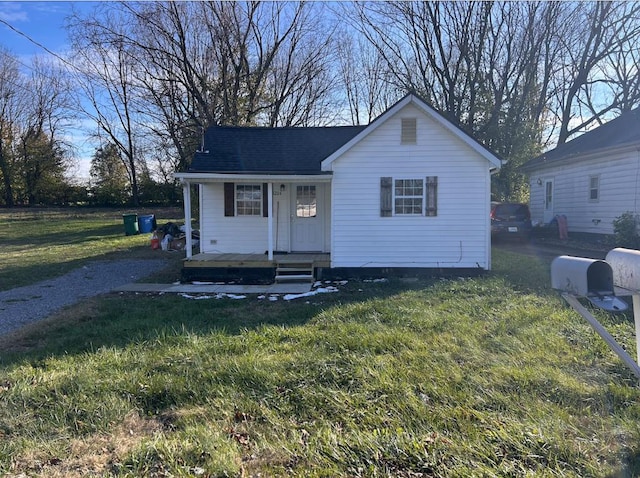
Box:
[115,282,313,295]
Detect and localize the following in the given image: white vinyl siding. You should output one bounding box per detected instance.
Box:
[200,183,268,253]
[329,103,491,269]
[528,148,640,234]
[199,182,331,253]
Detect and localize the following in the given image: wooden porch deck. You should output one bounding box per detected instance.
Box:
[183,252,331,269]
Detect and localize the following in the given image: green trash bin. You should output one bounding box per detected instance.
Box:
[123,213,139,236]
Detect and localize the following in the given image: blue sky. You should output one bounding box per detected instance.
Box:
[0,2,88,56]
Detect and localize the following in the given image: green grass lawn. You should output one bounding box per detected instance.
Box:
[0,209,639,477]
[0,207,185,291]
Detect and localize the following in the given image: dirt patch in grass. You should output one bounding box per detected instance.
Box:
[8,412,163,478]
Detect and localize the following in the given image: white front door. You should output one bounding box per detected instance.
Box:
[543,179,554,224]
[291,184,323,251]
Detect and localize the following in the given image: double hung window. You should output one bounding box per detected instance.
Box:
[394,179,424,215]
[236,184,262,216]
[589,175,599,201]
[380,176,438,217]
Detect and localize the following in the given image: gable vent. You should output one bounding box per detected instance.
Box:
[401,118,417,144]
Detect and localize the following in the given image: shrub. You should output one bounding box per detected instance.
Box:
[612,212,640,248]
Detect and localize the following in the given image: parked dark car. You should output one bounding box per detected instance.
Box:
[491,202,532,240]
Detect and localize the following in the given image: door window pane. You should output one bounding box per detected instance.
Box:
[296,185,317,218]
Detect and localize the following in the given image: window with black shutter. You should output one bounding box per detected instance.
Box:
[379,176,438,217]
[224,183,267,216]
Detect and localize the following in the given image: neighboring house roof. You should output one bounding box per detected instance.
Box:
[521,107,640,172]
[182,93,502,176]
[187,125,366,174]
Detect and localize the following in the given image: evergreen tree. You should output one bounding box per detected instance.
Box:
[90,143,130,206]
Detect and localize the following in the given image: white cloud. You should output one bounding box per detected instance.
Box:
[0,3,28,23]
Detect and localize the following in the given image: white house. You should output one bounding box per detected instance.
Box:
[521,108,640,236]
[174,94,501,282]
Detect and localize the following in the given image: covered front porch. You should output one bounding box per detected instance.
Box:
[176,174,332,261]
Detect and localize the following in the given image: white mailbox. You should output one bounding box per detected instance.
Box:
[604,247,640,368]
[550,255,627,312]
[551,252,640,379]
[605,248,640,294]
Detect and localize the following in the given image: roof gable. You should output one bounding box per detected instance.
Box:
[184,94,501,175]
[321,94,502,171]
[521,107,640,172]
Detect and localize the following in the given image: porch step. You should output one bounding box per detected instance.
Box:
[275,261,314,283]
[275,274,314,282]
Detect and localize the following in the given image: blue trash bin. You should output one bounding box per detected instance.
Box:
[138,214,157,233]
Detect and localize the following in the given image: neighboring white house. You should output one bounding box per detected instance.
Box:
[521,108,640,236]
[174,94,501,279]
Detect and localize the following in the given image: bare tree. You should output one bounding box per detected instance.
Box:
[68,6,145,205]
[336,32,397,125]
[61,0,640,206]
[602,47,640,114]
[345,1,640,198]
[553,2,640,144]
[66,1,341,177]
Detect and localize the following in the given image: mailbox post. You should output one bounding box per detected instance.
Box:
[551,255,640,380]
[605,248,640,366]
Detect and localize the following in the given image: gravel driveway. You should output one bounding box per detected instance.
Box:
[0,259,168,337]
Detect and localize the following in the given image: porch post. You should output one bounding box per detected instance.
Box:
[182,181,193,259]
[198,184,204,254]
[267,182,274,261]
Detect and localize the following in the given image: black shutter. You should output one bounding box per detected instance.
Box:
[224,183,235,216]
[380,177,392,217]
[262,183,269,217]
[426,176,438,216]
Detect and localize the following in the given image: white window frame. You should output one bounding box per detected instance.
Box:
[235,184,262,216]
[393,178,424,216]
[588,175,599,202]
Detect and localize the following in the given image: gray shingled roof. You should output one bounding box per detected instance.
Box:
[521,107,640,172]
[188,125,367,174]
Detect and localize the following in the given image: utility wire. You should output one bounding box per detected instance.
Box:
[0,17,80,73]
